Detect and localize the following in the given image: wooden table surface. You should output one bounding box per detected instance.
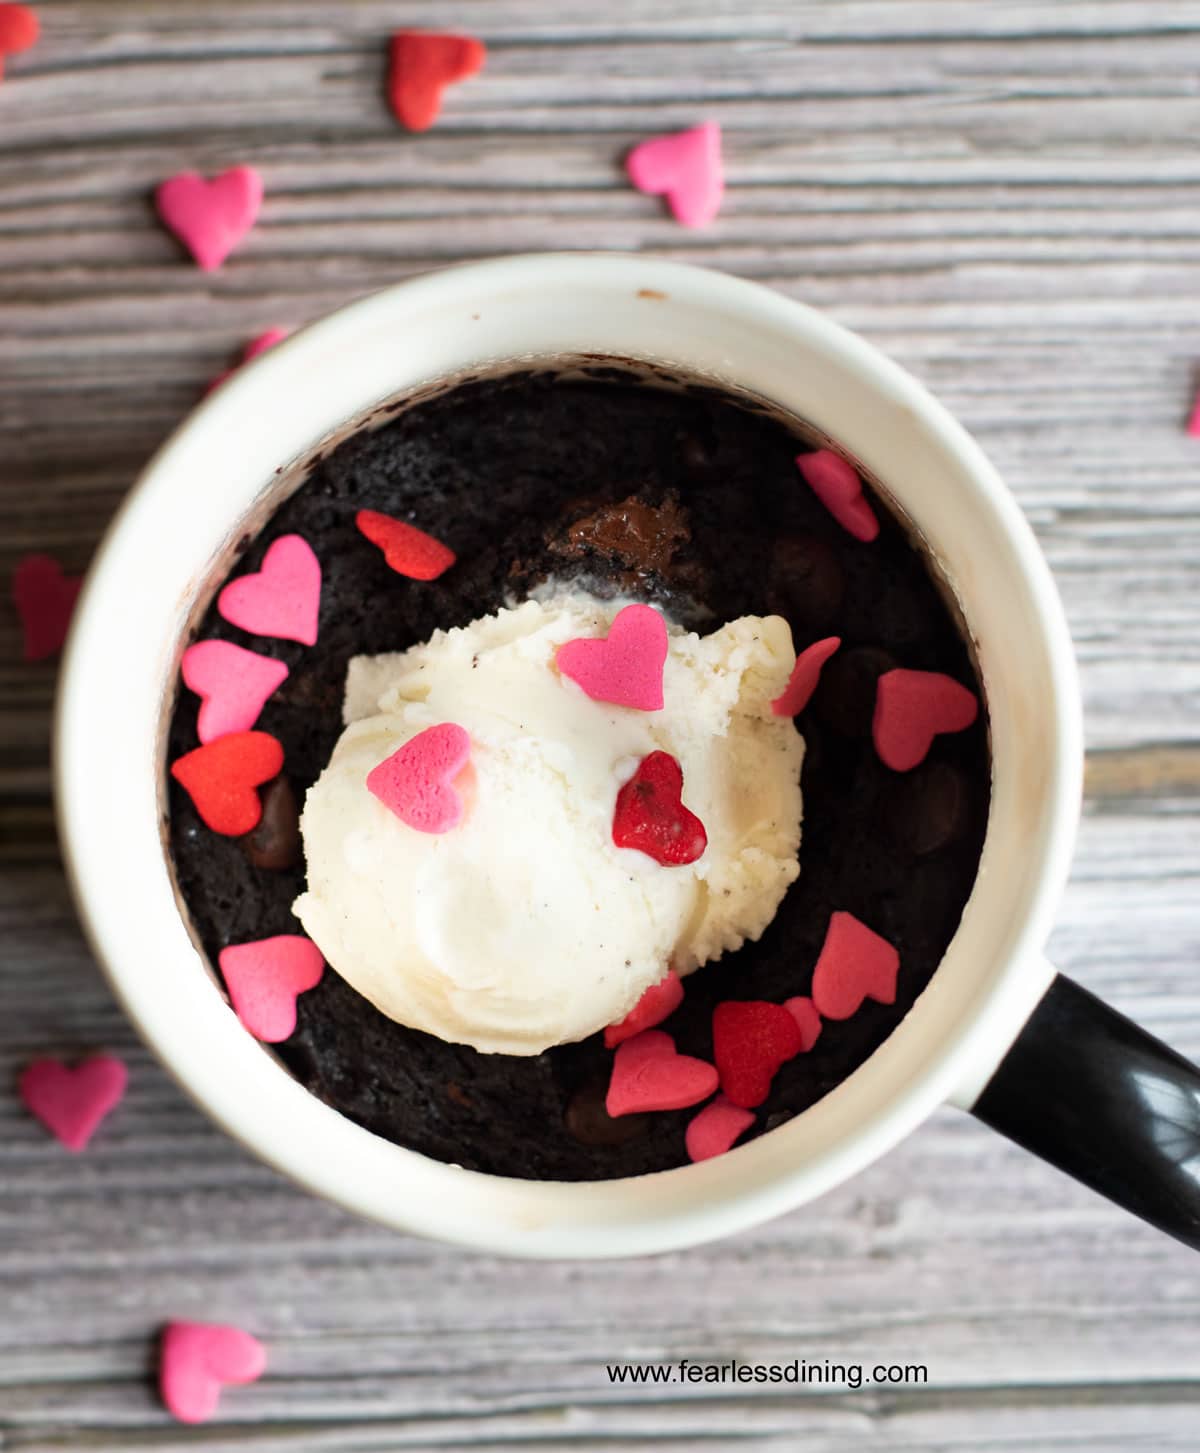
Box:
[3,3,1200,1448]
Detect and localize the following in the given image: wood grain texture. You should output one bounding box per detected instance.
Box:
[2,2,1199,1449]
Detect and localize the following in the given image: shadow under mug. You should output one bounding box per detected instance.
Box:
[55,254,1200,1257]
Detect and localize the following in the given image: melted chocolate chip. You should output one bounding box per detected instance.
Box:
[678,431,717,478]
[564,1079,650,1147]
[766,534,845,629]
[814,646,897,738]
[886,761,970,856]
[241,775,301,870]
[548,492,690,579]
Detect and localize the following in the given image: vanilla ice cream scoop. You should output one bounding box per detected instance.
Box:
[292,593,805,1055]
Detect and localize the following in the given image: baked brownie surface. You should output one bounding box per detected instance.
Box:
[166,366,989,1180]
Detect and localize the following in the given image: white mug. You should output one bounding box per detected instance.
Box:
[56,254,1200,1257]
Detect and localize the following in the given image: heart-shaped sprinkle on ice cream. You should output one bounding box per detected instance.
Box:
[612,751,707,866]
[772,635,841,716]
[604,969,684,1048]
[557,602,668,711]
[366,722,473,834]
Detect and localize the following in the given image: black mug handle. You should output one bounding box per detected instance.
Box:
[972,974,1200,1251]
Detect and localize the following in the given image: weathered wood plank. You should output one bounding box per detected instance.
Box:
[2,804,1198,1448]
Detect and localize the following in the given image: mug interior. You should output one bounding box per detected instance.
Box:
[55,255,1082,1256]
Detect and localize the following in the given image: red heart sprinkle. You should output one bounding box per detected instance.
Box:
[712,1000,804,1109]
[159,1322,266,1425]
[18,1056,127,1152]
[686,1094,755,1163]
[0,3,39,77]
[356,509,457,581]
[604,969,684,1048]
[388,30,486,132]
[557,602,668,711]
[783,995,823,1051]
[797,450,879,542]
[872,667,979,772]
[811,911,900,1020]
[772,635,841,716]
[170,731,284,836]
[11,552,82,661]
[218,935,324,1043]
[605,1030,719,1116]
[612,751,707,866]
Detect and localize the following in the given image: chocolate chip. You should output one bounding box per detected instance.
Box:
[548,492,691,578]
[678,431,717,478]
[814,646,897,738]
[564,1079,650,1147]
[766,534,844,628]
[241,775,301,870]
[886,761,970,856]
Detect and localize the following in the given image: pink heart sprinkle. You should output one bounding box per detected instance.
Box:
[155,166,264,272]
[366,722,473,835]
[159,1321,266,1425]
[626,121,724,228]
[604,969,684,1048]
[1187,393,1200,438]
[797,450,879,542]
[242,326,290,362]
[207,327,291,394]
[606,1029,719,1117]
[182,640,289,744]
[686,1094,755,1163]
[218,935,325,1042]
[19,1056,128,1152]
[872,668,979,772]
[772,636,841,716]
[811,911,900,1021]
[557,603,668,711]
[217,534,321,646]
[783,995,823,1052]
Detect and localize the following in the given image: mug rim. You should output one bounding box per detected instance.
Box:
[54,253,1083,1256]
